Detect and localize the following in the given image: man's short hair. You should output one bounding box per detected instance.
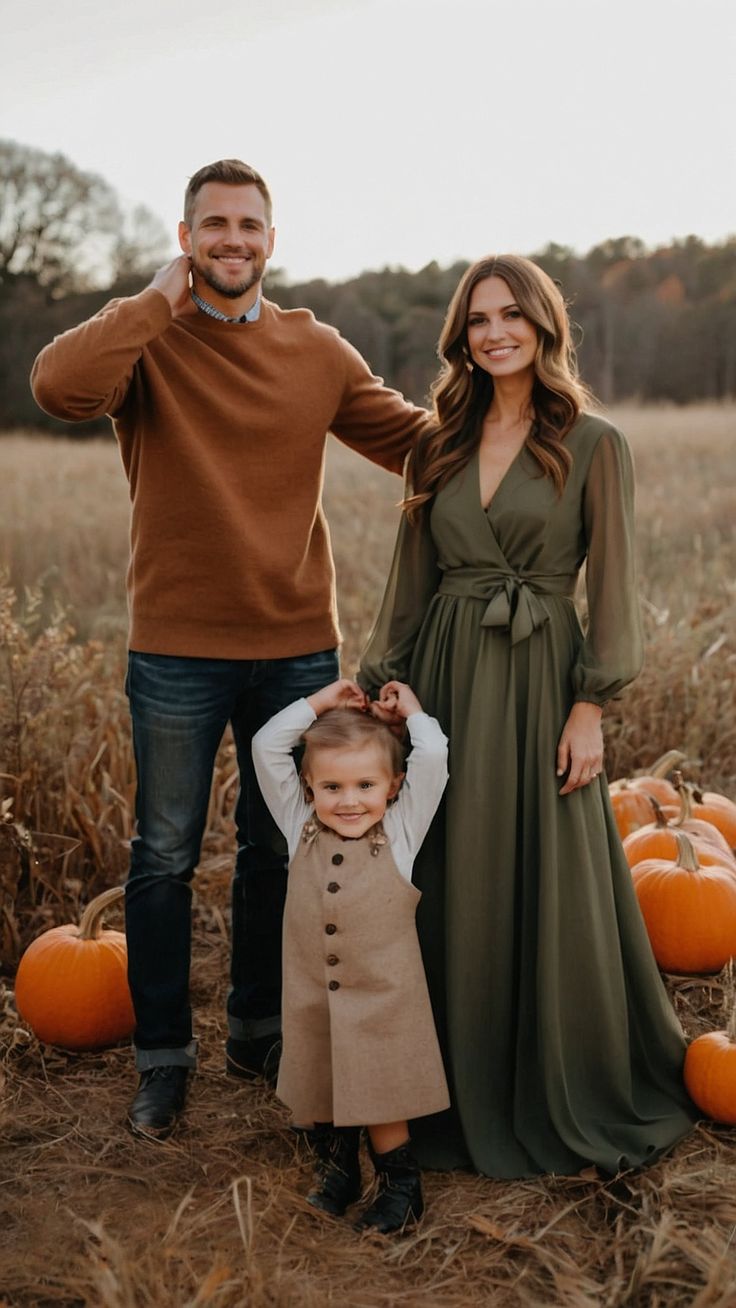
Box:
[183,160,273,227]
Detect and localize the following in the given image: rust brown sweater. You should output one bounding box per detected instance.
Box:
[32,289,430,658]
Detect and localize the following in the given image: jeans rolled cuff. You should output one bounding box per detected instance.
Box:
[227,1015,281,1041]
[134,1039,199,1071]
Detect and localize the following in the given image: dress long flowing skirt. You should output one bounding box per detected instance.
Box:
[409,588,693,1177]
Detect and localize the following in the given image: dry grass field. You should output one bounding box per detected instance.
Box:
[1,404,736,1306]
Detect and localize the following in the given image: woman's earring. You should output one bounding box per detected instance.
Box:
[462,347,474,374]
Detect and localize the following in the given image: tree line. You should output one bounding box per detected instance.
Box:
[2,140,734,433]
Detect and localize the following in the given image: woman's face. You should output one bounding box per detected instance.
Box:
[466,276,537,381]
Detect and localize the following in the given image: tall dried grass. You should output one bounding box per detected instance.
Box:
[1,407,736,1304]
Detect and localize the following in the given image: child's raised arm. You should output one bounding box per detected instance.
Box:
[306,678,368,717]
[380,688,449,869]
[369,680,423,725]
[251,699,318,860]
[395,714,448,845]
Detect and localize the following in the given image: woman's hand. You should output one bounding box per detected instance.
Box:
[306,678,367,717]
[557,701,604,795]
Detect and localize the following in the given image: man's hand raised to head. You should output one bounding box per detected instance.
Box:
[148,256,196,317]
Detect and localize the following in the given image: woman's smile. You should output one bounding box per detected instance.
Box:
[466,276,537,377]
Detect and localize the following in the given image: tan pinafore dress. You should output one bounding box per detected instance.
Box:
[276,822,450,1127]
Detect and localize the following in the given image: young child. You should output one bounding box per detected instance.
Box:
[251,677,449,1234]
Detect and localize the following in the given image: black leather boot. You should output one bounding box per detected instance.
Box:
[306,1124,362,1216]
[355,1139,424,1234]
[128,1066,190,1140]
[225,1034,282,1086]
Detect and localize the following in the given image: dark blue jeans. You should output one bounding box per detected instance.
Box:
[124,647,339,1069]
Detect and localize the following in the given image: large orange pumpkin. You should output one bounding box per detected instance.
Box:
[15,886,135,1050]
[631,834,736,974]
[684,1018,736,1124]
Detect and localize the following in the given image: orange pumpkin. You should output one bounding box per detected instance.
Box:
[609,750,685,811]
[15,886,135,1050]
[624,823,735,872]
[610,784,659,840]
[684,1021,736,1124]
[623,792,736,870]
[632,834,736,974]
[690,789,736,853]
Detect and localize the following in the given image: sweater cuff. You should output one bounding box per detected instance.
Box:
[135,286,175,331]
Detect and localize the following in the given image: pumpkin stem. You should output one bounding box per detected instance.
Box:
[674,832,701,874]
[648,750,687,780]
[671,772,694,827]
[649,797,668,830]
[77,886,126,941]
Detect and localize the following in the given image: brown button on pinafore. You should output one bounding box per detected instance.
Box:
[276,823,450,1127]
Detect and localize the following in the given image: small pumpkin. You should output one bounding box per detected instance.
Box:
[631,833,736,974]
[622,792,736,871]
[14,886,135,1050]
[689,788,736,853]
[684,1002,736,1125]
[610,785,659,840]
[609,750,685,810]
[624,825,734,873]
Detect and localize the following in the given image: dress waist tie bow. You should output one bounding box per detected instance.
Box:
[438,566,577,645]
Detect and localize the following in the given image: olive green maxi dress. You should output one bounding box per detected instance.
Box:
[359,414,695,1178]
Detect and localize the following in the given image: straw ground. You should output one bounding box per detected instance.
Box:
[1,404,736,1305]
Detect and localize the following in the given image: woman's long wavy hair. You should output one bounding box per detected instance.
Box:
[404,255,593,520]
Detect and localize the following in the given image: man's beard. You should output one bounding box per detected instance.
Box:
[193,254,263,300]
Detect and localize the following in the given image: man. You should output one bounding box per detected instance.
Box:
[31,159,431,1138]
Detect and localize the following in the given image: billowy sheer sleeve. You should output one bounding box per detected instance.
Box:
[358,490,441,698]
[572,426,644,706]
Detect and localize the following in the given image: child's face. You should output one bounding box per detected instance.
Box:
[304,742,404,840]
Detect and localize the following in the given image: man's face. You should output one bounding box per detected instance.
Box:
[178,182,275,306]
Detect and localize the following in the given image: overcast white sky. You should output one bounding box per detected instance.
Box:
[2,0,734,283]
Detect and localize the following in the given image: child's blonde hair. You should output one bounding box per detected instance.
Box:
[301,709,405,777]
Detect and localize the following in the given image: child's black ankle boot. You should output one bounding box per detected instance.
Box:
[306,1123,362,1216]
[355,1139,424,1234]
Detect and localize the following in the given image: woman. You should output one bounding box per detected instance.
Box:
[359,255,694,1178]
